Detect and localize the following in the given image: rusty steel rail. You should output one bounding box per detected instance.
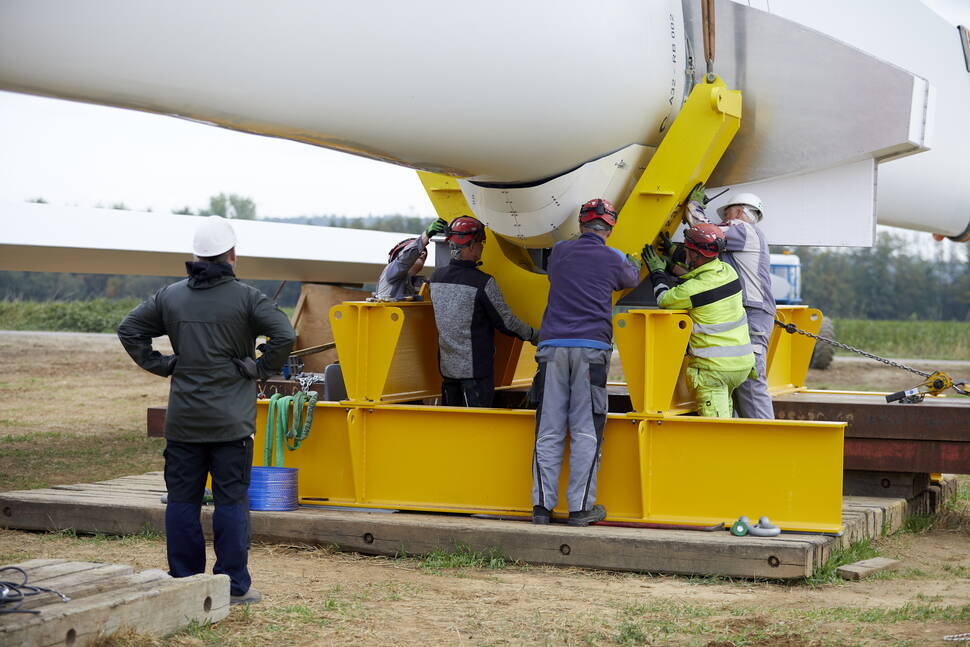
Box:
[773,391,970,473]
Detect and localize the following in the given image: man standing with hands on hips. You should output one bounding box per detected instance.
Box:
[118,216,295,606]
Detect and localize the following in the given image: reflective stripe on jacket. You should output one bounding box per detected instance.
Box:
[656,258,755,372]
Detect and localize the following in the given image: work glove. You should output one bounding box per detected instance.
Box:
[667,242,688,274]
[682,183,709,227]
[232,356,262,381]
[641,243,667,274]
[425,217,449,238]
[528,327,540,346]
[658,232,677,257]
[625,253,643,271]
[148,350,178,377]
[687,183,707,205]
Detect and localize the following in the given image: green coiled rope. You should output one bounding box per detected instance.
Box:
[264,390,318,467]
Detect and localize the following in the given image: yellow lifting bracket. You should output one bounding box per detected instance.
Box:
[417,76,743,326]
[609,76,742,304]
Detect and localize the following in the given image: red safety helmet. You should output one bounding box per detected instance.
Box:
[388,237,417,262]
[683,223,726,258]
[578,198,618,228]
[445,215,486,246]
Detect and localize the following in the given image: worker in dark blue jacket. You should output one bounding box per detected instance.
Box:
[530,199,641,527]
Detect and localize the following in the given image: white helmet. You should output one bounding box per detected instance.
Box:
[192,216,237,257]
[717,192,764,222]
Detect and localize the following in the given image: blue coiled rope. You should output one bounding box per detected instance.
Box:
[250,391,318,512]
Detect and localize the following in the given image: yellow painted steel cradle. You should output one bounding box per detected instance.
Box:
[254,78,846,534]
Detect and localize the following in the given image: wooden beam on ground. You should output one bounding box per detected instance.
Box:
[0,560,228,646]
[0,473,958,581]
[837,557,901,580]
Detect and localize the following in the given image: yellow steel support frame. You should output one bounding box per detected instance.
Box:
[258,77,845,534]
[255,402,844,533]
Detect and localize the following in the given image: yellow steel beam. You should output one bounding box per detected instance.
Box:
[256,401,844,533]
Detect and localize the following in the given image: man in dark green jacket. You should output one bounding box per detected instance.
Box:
[118,216,295,605]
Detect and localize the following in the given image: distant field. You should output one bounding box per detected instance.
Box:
[0,300,967,360]
[0,298,140,333]
[833,318,970,361]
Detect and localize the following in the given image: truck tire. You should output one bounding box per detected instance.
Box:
[809,318,836,370]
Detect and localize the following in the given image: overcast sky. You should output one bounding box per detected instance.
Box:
[0,90,436,219]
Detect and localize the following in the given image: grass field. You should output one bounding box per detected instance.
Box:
[2,331,970,646]
[833,319,970,361]
[2,299,968,360]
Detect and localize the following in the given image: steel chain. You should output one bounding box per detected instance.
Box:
[944,633,970,642]
[774,320,930,379]
[295,372,323,394]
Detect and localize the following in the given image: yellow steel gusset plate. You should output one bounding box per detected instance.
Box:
[614,309,693,415]
[769,306,823,393]
[256,401,844,534]
[330,301,441,403]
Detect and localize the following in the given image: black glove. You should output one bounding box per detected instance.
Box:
[659,232,676,257]
[149,350,178,376]
[232,357,261,381]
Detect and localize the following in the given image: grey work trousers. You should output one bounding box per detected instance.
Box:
[734,346,774,419]
[531,346,610,512]
[734,307,775,419]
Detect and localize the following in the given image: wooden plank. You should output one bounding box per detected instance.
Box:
[843,471,930,498]
[844,496,907,535]
[4,558,69,572]
[29,564,134,590]
[15,561,131,587]
[0,494,167,536]
[837,557,901,580]
[0,569,229,647]
[246,508,816,579]
[48,485,164,500]
[18,566,140,611]
[0,472,944,580]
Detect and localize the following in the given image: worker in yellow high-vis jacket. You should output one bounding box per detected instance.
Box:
[643,223,756,417]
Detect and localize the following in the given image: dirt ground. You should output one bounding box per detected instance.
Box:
[1,331,969,646]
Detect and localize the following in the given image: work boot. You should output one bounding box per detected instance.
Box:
[567,504,607,527]
[532,505,551,525]
[230,587,262,606]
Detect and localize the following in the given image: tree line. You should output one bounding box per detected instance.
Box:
[784,232,970,321]
[4,197,969,320]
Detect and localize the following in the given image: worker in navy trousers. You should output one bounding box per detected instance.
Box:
[118,216,295,605]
